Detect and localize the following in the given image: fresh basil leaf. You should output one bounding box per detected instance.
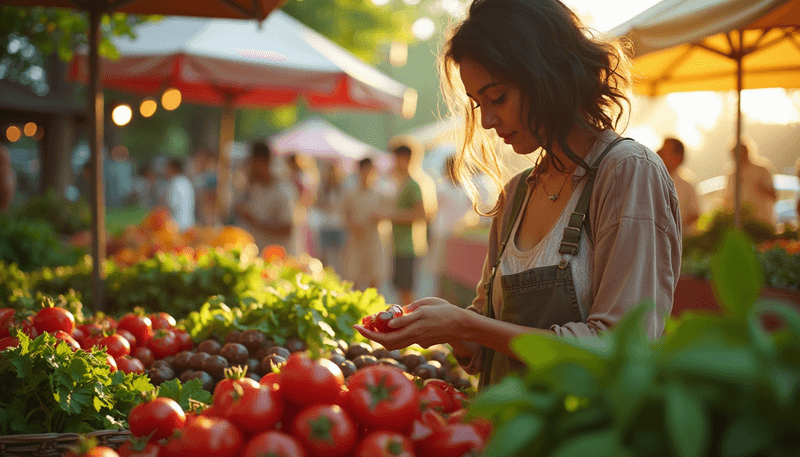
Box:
[711,229,762,317]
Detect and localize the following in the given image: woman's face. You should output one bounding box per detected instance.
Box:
[459,58,538,155]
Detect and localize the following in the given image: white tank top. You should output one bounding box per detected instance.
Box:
[499,178,594,321]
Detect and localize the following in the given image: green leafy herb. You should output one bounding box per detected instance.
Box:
[157,378,212,411]
[0,332,153,434]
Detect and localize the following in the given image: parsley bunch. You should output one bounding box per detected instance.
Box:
[0,333,153,434]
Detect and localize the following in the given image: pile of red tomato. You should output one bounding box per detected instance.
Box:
[0,306,190,376]
[111,352,489,457]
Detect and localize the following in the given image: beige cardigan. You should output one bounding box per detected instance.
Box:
[458,131,682,374]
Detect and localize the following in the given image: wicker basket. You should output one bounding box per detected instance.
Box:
[0,430,131,457]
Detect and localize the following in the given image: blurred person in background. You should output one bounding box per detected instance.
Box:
[237,142,296,254]
[343,157,388,290]
[722,135,777,228]
[286,152,318,256]
[0,146,15,211]
[189,148,218,227]
[131,162,159,207]
[426,155,474,296]
[317,163,347,274]
[106,146,134,207]
[386,137,438,305]
[165,158,195,230]
[657,137,700,235]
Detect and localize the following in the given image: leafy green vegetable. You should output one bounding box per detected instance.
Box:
[475,229,800,456]
[0,332,153,434]
[157,378,212,411]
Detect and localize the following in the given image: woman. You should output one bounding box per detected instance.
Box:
[317,164,347,274]
[355,0,682,389]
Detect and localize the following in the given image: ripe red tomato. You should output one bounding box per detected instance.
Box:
[64,445,120,457]
[145,330,179,360]
[292,404,357,457]
[418,383,453,414]
[180,416,243,457]
[54,331,81,351]
[133,347,155,368]
[106,355,118,372]
[259,371,280,388]
[346,365,421,434]
[116,356,146,374]
[71,327,86,347]
[362,305,404,333]
[99,333,131,358]
[415,423,485,457]
[116,329,138,353]
[130,396,185,442]
[217,383,284,434]
[410,409,446,444]
[424,379,466,413]
[355,431,415,457]
[117,314,153,347]
[173,330,193,352]
[117,439,160,457]
[0,308,14,336]
[213,371,259,405]
[279,353,344,407]
[1,310,38,339]
[360,314,377,332]
[33,307,75,335]
[373,311,396,333]
[0,336,19,351]
[150,312,176,330]
[241,431,306,457]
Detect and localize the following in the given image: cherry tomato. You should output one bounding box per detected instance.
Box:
[180,416,243,457]
[133,346,155,368]
[355,431,415,457]
[241,431,306,457]
[116,355,146,374]
[279,353,344,407]
[106,355,118,372]
[415,423,485,457]
[117,438,160,457]
[117,314,153,347]
[373,311,397,333]
[117,329,138,353]
[99,333,131,358]
[360,314,377,332]
[418,383,453,414]
[64,445,120,457]
[54,331,81,351]
[150,312,176,330]
[33,307,75,335]
[173,330,193,352]
[146,330,179,360]
[217,383,284,434]
[0,336,19,351]
[292,404,357,457]
[129,396,186,442]
[346,365,421,434]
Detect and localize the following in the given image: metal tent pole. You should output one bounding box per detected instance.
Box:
[89,3,106,312]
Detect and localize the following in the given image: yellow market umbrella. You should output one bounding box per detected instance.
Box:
[609,0,800,227]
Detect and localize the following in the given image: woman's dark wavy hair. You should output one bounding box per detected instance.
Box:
[439,0,632,216]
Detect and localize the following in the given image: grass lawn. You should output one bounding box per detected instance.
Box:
[106,205,150,234]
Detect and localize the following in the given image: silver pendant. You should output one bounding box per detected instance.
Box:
[549,194,558,201]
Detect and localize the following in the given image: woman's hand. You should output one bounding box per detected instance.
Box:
[354,297,470,351]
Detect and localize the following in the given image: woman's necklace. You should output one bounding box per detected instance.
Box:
[540,168,575,202]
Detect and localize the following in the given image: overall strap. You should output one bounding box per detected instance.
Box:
[557,137,631,265]
[485,167,533,320]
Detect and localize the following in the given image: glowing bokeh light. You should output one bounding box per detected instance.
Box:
[112,104,133,126]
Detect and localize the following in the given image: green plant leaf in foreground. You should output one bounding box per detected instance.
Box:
[156,378,212,411]
[711,229,763,317]
[665,382,709,457]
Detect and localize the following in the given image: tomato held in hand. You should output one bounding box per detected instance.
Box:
[279,353,344,407]
[117,314,153,347]
[345,365,420,434]
[99,333,131,358]
[217,383,284,434]
[355,431,415,457]
[129,396,186,442]
[34,306,75,335]
[292,405,357,457]
[241,431,306,457]
[180,416,243,457]
[363,305,404,333]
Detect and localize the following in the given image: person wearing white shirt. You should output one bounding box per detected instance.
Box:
[165,158,195,230]
[657,138,700,235]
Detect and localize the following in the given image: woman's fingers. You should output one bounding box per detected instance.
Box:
[388,308,423,328]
